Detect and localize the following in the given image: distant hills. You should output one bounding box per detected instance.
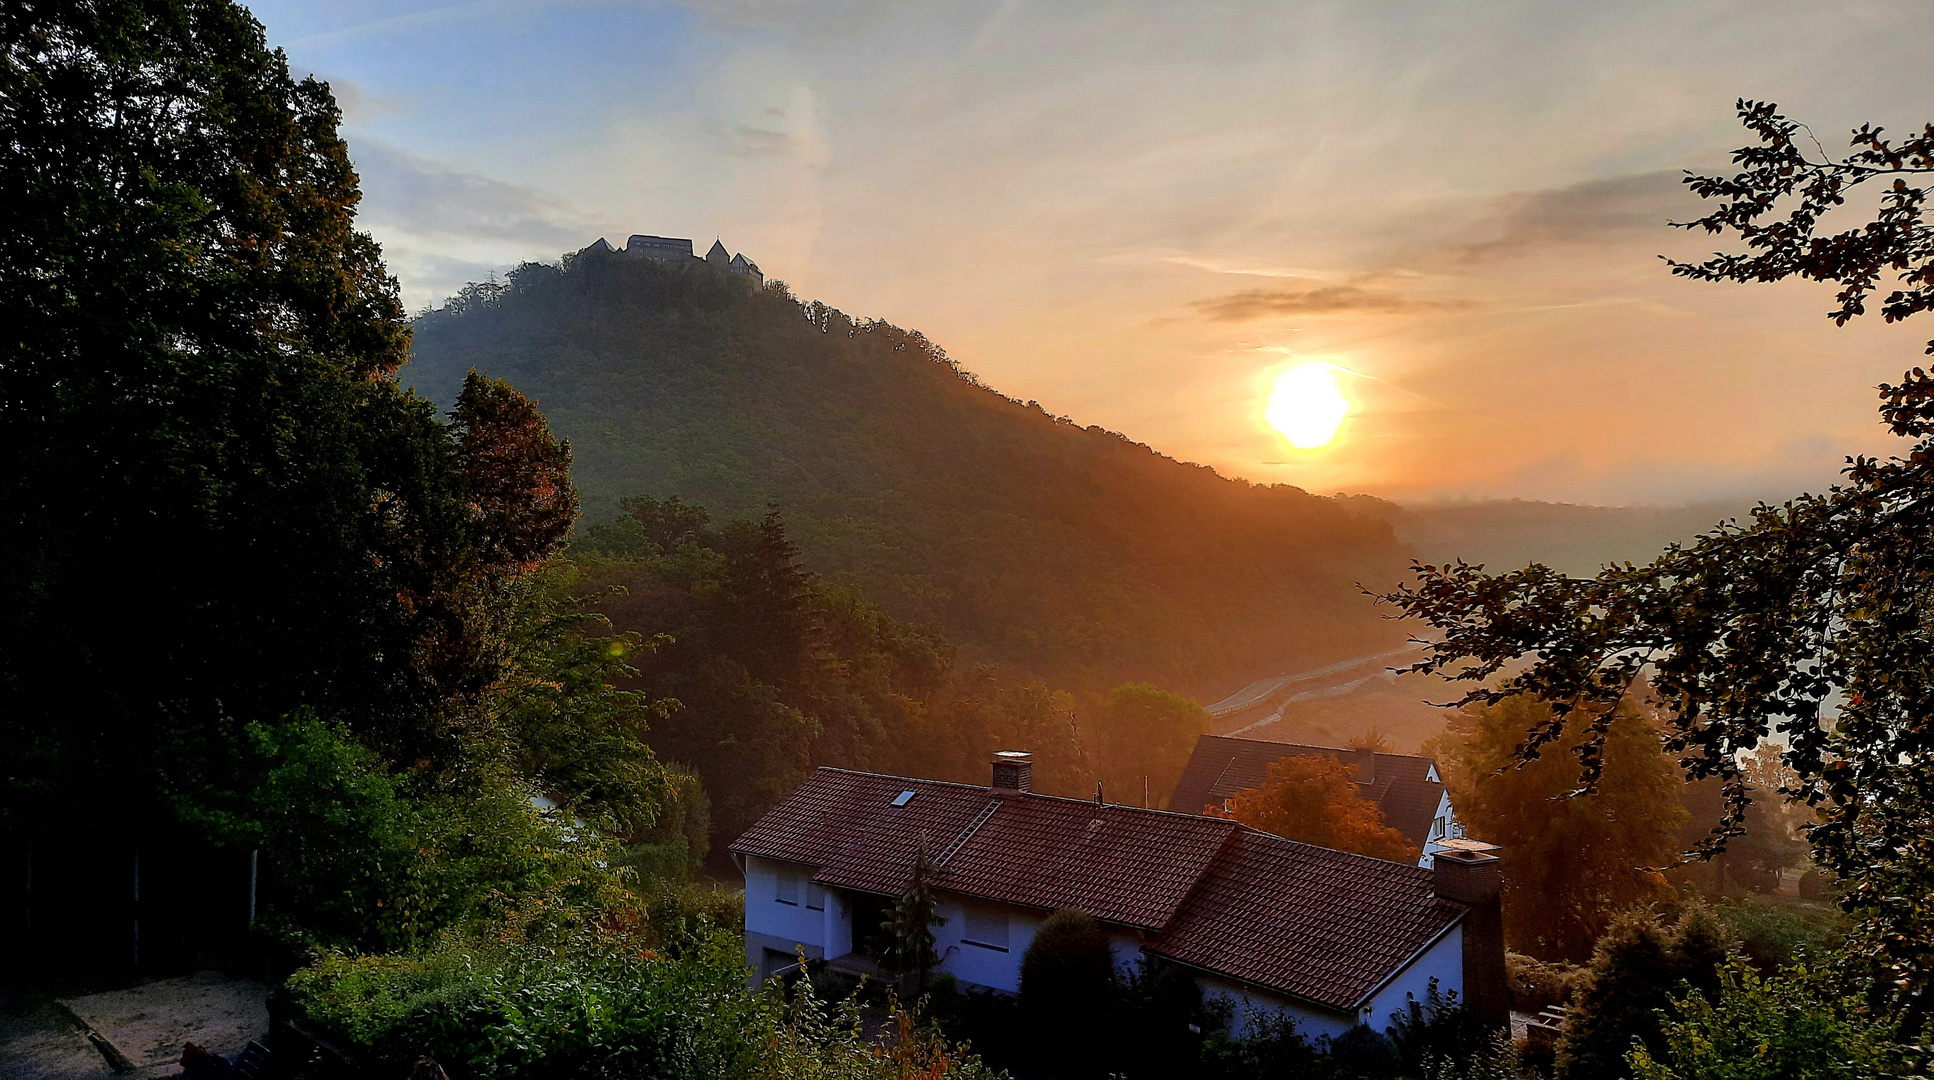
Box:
[402,253,1413,699]
[1348,497,1752,578]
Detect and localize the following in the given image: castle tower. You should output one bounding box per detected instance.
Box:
[706,239,731,267]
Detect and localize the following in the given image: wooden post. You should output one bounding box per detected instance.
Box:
[132,849,141,968]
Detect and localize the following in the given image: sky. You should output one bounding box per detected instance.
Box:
[248,0,1934,507]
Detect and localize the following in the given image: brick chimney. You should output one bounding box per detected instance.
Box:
[1353,746,1377,785]
[1433,848,1508,1031]
[991,751,1033,795]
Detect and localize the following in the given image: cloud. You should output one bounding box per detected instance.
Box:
[1190,282,1473,322]
[285,0,527,49]
[1446,169,1702,263]
[351,140,589,248]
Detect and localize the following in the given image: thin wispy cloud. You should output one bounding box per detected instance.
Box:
[352,140,589,246]
[1192,283,1475,322]
[245,0,1934,506]
[1443,170,1703,264]
[286,0,528,49]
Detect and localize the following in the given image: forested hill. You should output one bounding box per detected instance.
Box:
[403,251,1412,697]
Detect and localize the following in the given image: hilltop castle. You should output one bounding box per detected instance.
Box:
[580,234,764,287]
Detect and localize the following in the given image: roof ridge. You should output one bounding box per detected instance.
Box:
[1205,734,1435,764]
[812,766,1238,822]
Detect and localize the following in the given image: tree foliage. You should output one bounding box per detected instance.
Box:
[579,499,951,843]
[1425,696,1687,960]
[1211,754,1419,863]
[1381,100,1934,1013]
[1555,905,1737,1080]
[0,1,589,840]
[0,0,666,959]
[404,249,1413,698]
[1019,908,1117,1078]
[1627,961,1915,1080]
[1092,682,1211,808]
[873,842,946,997]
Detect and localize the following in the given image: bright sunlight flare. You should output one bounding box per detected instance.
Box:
[1265,363,1349,449]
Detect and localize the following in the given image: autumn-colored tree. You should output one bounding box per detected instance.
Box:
[1213,754,1419,862]
[1382,100,1934,1009]
[1425,696,1688,961]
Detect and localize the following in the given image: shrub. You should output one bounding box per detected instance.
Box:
[288,920,996,1080]
[1556,905,1738,1080]
[1019,909,1116,1076]
[1711,897,1844,973]
[1326,1025,1403,1078]
[1506,952,1587,1014]
[243,715,619,953]
[1626,961,1912,1080]
[1388,981,1490,1076]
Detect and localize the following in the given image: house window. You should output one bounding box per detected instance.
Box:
[963,906,1009,951]
[807,882,826,911]
[775,866,802,906]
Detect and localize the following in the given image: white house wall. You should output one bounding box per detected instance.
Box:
[1362,922,1465,1031]
[1196,975,1356,1043]
[929,894,1150,994]
[743,855,835,982]
[742,858,1464,1039]
[1420,791,1463,867]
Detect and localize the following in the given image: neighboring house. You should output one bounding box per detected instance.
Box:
[1170,735,1471,868]
[731,753,1507,1039]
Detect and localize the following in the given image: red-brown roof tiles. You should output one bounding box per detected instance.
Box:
[1146,830,1466,1009]
[730,767,1468,1011]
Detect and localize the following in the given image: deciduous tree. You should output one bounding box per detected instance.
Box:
[1426,696,1687,960]
[1383,100,1934,1013]
[1093,682,1210,808]
[1211,754,1419,863]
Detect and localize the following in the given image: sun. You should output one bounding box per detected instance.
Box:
[1265,363,1350,449]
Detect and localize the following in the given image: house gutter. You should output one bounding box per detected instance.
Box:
[1141,951,1357,1020]
[1346,907,1469,1013]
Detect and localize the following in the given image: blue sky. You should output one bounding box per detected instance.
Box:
[249,0,1934,506]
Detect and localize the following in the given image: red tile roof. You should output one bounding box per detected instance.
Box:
[1145,831,1464,1009]
[1169,735,1446,847]
[731,767,1467,1011]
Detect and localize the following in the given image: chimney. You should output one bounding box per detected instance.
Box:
[991,751,1033,795]
[1433,848,1508,1032]
[1353,746,1377,785]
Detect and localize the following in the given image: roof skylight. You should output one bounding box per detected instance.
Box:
[891,790,917,807]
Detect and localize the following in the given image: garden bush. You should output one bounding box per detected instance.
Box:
[1626,961,1912,1080]
[288,918,995,1080]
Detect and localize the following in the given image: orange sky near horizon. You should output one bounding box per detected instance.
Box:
[251,0,1934,507]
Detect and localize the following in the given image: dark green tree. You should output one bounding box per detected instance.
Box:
[1019,908,1117,1076]
[1555,906,1737,1080]
[0,0,621,947]
[874,841,947,997]
[1382,101,1934,1016]
[1092,682,1210,809]
[1628,961,1915,1080]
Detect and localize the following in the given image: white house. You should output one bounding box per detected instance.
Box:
[1169,735,1477,868]
[731,752,1507,1039]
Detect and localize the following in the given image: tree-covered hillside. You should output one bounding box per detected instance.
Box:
[404,252,1411,696]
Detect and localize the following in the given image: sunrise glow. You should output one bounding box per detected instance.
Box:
[1265,364,1350,449]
